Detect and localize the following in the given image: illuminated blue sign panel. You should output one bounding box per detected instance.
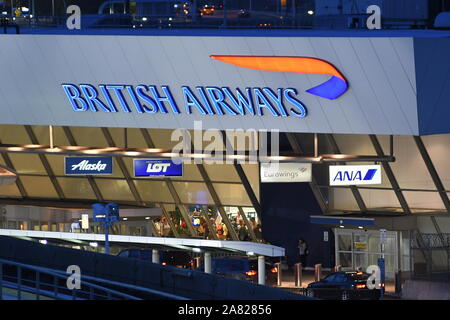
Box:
[134,159,183,177]
[65,157,113,175]
[329,165,382,186]
[62,84,308,118]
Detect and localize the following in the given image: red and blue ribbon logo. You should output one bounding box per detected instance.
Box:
[210,55,348,100]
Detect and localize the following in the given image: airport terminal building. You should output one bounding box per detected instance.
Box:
[1,6,450,282]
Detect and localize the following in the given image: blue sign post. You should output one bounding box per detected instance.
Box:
[92,203,120,255]
[378,257,385,300]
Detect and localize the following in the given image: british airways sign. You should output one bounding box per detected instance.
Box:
[134,159,183,177]
[329,165,382,186]
[61,56,349,120]
[65,157,113,175]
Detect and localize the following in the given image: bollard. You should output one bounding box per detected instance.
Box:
[258,256,265,285]
[195,257,201,269]
[275,262,282,286]
[294,263,303,287]
[152,249,160,264]
[314,264,322,282]
[204,252,212,274]
[395,270,402,295]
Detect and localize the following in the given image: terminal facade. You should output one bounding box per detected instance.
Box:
[0,0,450,283]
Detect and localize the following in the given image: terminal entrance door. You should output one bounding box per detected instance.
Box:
[335,229,399,279]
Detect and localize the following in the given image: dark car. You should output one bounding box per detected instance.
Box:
[117,249,192,268]
[237,9,251,18]
[197,257,278,285]
[307,271,381,300]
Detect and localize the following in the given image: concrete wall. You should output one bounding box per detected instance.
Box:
[0,236,309,300]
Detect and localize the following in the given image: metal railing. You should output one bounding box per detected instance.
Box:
[0,258,189,300]
[412,232,450,249]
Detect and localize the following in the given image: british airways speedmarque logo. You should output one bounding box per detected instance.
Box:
[210,55,349,100]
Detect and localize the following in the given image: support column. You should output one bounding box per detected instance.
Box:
[258,255,265,285]
[152,249,160,264]
[204,252,212,274]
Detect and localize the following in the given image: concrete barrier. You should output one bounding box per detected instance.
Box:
[402,280,450,300]
[0,236,312,300]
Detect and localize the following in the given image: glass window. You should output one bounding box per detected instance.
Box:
[423,135,450,190]
[334,273,348,283]
[30,220,40,231]
[354,253,367,270]
[46,154,66,176]
[339,253,352,268]
[133,180,175,203]
[368,254,381,268]
[241,163,260,201]
[94,179,136,201]
[148,129,183,150]
[57,178,97,200]
[353,234,367,252]
[368,234,380,253]
[0,125,31,144]
[172,182,213,205]
[70,127,109,147]
[7,154,47,175]
[331,188,361,211]
[404,191,445,211]
[0,184,21,197]
[324,274,336,282]
[338,234,352,251]
[7,221,17,229]
[204,164,240,182]
[359,188,402,211]
[213,183,251,206]
[20,176,58,198]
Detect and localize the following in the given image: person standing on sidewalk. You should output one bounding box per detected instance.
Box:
[298,238,309,267]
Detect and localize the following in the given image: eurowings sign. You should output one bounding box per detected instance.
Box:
[261,163,312,183]
[61,56,348,119]
[65,157,113,175]
[329,165,381,186]
[134,159,183,177]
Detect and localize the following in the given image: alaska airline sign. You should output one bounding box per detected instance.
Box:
[61,56,348,119]
[330,165,382,186]
[65,157,113,175]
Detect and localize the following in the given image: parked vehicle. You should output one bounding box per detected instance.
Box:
[307,271,381,300]
[117,248,192,268]
[197,257,279,285]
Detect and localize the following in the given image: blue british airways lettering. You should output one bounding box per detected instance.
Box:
[62,84,307,118]
[134,159,183,177]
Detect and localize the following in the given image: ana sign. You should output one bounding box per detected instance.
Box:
[134,159,183,177]
[65,157,113,175]
[329,165,381,186]
[260,163,312,183]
